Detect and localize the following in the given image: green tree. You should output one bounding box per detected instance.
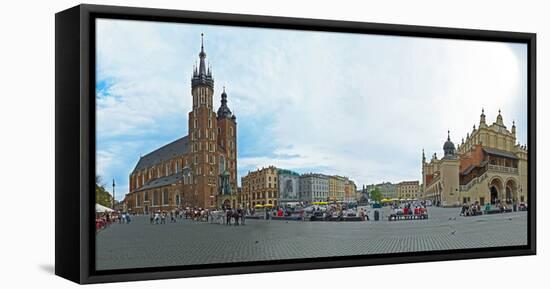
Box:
[370,187,383,203]
[95,175,112,207]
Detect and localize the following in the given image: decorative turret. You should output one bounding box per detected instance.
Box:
[191,33,214,89]
[217,86,235,121]
[443,130,456,159]
[479,108,486,127]
[495,109,505,126]
[512,120,516,136]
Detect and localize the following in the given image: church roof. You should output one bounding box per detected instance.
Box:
[132,136,189,173]
[482,147,518,160]
[135,173,183,192]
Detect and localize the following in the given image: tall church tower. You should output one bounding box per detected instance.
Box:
[217,87,238,202]
[188,34,219,208]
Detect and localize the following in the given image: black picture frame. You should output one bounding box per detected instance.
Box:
[55,4,536,284]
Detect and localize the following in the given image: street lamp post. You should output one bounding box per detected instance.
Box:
[112,178,116,210]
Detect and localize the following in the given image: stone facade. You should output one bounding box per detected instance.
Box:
[367,182,397,199]
[329,175,346,202]
[241,166,279,207]
[299,173,329,203]
[396,181,420,200]
[423,109,528,207]
[124,35,238,213]
[343,178,357,202]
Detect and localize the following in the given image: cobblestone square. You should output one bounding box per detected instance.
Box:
[96,207,527,270]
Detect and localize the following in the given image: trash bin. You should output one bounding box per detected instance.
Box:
[374,210,380,221]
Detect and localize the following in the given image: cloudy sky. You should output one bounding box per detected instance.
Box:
[95,18,527,199]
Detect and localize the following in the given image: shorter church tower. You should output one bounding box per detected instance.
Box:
[440,131,460,207]
[216,87,238,199]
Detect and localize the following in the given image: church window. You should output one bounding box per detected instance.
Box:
[208,118,212,128]
[194,119,198,129]
[198,129,201,139]
[163,190,169,205]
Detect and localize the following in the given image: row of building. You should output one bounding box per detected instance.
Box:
[237,166,358,208]
[364,180,421,200]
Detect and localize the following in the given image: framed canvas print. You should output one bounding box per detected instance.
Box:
[55,4,536,284]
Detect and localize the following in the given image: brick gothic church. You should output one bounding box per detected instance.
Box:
[124,34,238,213]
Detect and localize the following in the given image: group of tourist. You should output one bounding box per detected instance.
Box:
[116,212,132,224]
[95,211,134,232]
[95,213,113,231]
[390,203,428,216]
[149,211,180,224]
[460,199,529,217]
[460,202,483,216]
[178,207,247,226]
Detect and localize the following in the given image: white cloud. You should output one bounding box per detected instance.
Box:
[96,19,528,196]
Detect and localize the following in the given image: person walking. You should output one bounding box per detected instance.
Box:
[161,212,166,224]
[240,208,246,226]
[226,209,232,226]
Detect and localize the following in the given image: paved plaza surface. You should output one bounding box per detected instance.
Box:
[96,207,527,270]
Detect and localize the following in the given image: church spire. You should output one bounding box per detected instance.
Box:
[198,33,207,76]
[192,33,214,89]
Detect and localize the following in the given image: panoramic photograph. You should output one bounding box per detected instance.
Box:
[94,18,529,271]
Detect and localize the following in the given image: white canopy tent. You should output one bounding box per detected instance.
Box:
[95,203,114,213]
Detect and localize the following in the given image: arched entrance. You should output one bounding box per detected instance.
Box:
[505,179,518,204]
[223,199,231,209]
[489,178,503,205]
[490,187,498,204]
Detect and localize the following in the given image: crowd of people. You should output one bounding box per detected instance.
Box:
[460,199,528,216]
[96,212,132,232]
[144,207,249,226]
[388,202,429,221]
[460,202,483,216]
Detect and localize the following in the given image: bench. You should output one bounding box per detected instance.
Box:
[462,211,483,217]
[388,214,428,221]
[271,215,303,221]
[484,208,513,215]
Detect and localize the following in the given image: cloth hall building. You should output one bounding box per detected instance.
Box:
[123,35,238,213]
[422,109,528,207]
